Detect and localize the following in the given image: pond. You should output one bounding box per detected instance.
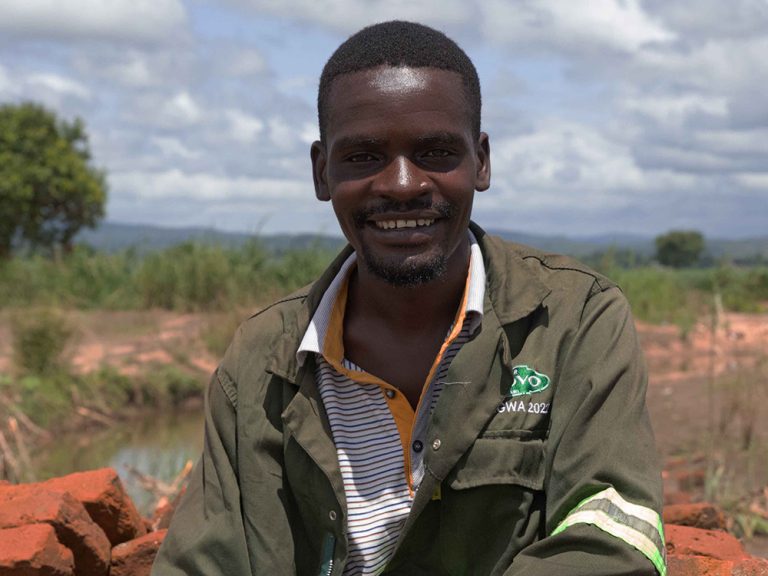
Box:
[30,408,204,515]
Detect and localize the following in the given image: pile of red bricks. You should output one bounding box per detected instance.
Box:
[664,502,768,575]
[0,468,166,576]
[1,466,767,575]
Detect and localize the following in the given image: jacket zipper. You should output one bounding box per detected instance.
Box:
[318,532,335,576]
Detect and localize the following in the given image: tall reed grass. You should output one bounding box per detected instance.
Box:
[0,241,336,311]
[1,244,766,321]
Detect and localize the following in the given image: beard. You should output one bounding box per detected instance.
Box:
[361,246,448,287]
[352,199,456,288]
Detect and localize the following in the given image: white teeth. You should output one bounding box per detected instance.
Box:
[375,218,434,230]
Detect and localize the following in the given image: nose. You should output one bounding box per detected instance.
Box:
[372,156,429,200]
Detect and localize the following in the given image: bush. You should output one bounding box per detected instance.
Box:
[11,308,74,375]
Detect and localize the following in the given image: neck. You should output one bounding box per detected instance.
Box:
[348,238,470,332]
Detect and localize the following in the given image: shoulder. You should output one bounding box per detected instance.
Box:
[221,283,313,374]
[480,230,619,300]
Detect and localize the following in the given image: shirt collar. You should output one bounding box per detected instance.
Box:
[296,230,486,365]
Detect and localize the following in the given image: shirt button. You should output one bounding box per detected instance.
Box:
[329,510,337,521]
[432,439,442,451]
[385,389,395,399]
[412,440,423,453]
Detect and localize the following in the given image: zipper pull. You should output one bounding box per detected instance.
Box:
[318,532,335,576]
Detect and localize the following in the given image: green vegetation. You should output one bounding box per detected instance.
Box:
[0,240,335,311]
[11,308,74,376]
[0,102,106,258]
[598,265,768,332]
[0,239,765,325]
[655,230,705,268]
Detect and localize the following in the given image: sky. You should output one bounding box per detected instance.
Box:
[1,0,766,239]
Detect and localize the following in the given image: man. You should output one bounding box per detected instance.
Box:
[153,21,665,576]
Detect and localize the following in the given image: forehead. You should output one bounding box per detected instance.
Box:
[325,66,472,142]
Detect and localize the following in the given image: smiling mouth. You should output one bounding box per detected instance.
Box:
[374,218,435,230]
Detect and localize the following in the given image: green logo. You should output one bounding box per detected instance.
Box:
[508,365,551,397]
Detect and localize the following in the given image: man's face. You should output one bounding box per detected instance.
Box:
[311,66,490,287]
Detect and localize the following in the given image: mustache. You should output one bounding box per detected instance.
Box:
[352,199,455,228]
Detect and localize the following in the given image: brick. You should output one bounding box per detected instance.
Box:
[665,525,747,561]
[38,468,147,546]
[0,488,110,576]
[110,530,167,576]
[0,523,74,576]
[732,557,768,576]
[667,555,733,576]
[664,502,728,531]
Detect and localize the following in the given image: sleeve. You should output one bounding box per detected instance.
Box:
[506,286,666,576]
[150,369,253,576]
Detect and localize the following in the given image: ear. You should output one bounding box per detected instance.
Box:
[311,140,330,201]
[474,132,491,192]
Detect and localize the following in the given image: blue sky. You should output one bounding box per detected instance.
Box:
[1,0,766,239]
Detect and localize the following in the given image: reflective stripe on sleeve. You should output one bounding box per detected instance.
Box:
[551,487,666,576]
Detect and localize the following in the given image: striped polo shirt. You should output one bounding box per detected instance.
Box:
[297,233,486,575]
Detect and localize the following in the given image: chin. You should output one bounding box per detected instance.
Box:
[362,249,448,287]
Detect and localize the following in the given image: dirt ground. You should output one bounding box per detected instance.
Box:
[0,310,220,379]
[642,312,768,464]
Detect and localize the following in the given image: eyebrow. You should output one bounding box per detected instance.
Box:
[415,132,466,148]
[332,135,386,151]
[332,131,466,151]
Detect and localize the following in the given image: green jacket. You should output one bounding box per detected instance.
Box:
[152,224,665,576]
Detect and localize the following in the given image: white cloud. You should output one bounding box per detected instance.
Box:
[300,123,319,145]
[492,121,645,206]
[622,94,728,125]
[734,173,768,190]
[0,65,15,96]
[27,73,91,100]
[162,92,202,126]
[636,37,768,93]
[480,0,674,53]
[268,117,298,150]
[151,137,201,160]
[0,0,187,43]
[694,128,768,156]
[225,0,470,31]
[224,49,268,77]
[97,53,156,87]
[111,169,309,201]
[225,109,265,143]
[645,0,768,40]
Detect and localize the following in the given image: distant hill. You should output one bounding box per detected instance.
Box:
[75,221,768,262]
[75,222,345,255]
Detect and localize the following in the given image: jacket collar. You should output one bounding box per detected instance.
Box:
[468,221,551,325]
[267,222,551,385]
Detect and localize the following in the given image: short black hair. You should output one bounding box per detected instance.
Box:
[317,20,481,142]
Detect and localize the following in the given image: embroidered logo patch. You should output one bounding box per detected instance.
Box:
[508,365,551,397]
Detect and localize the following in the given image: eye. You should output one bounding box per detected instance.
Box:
[421,148,453,158]
[346,152,378,163]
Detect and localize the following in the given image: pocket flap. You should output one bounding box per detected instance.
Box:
[448,436,545,491]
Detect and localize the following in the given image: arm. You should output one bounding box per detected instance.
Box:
[507,287,666,576]
[151,369,252,576]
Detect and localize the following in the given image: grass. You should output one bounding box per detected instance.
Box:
[2,243,767,323]
[0,241,336,312]
[602,265,768,334]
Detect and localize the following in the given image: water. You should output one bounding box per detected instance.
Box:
[31,408,204,515]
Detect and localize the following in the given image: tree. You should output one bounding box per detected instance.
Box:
[0,102,106,258]
[655,230,705,268]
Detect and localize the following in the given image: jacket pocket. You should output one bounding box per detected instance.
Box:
[448,435,545,491]
[438,437,546,575]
